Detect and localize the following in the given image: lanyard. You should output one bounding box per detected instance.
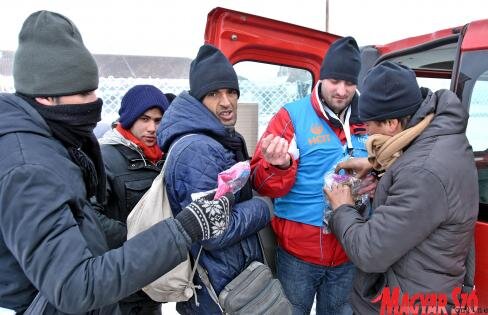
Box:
[315,82,353,151]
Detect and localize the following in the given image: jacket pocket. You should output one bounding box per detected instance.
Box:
[125,179,153,214]
[356,269,387,301]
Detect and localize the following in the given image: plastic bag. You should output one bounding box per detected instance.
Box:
[214,161,251,199]
[322,170,369,234]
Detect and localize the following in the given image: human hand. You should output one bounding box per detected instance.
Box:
[334,157,373,179]
[323,183,354,210]
[176,192,235,241]
[357,174,377,198]
[260,134,291,169]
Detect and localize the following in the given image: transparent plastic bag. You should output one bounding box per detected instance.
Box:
[322,169,369,234]
[214,161,251,199]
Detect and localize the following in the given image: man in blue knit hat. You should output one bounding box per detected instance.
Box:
[250,36,373,315]
[326,61,478,314]
[96,84,170,314]
[157,44,272,315]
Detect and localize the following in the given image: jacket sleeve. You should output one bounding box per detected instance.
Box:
[329,167,448,273]
[250,108,298,198]
[202,197,270,250]
[0,164,190,313]
[168,138,271,250]
[90,204,127,249]
[90,164,127,249]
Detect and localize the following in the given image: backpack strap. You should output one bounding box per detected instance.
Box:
[194,229,269,313]
[163,133,205,300]
[196,252,224,313]
[162,134,198,175]
[188,246,204,306]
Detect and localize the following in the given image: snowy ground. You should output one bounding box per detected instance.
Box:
[160,299,317,314]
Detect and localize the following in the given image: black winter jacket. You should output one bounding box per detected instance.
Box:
[0,94,190,314]
[99,129,163,223]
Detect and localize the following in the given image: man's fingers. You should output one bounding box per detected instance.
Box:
[279,138,289,156]
[263,136,288,160]
[264,137,279,157]
[334,162,344,174]
[260,134,275,153]
[334,161,355,174]
[271,137,287,159]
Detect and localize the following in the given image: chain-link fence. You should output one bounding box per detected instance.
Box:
[1,74,312,135]
[96,77,190,123]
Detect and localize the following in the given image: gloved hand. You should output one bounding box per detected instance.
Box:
[175,192,235,242]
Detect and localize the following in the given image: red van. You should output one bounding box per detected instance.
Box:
[205,7,488,306]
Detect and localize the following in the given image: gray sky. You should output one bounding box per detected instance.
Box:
[1,0,487,58]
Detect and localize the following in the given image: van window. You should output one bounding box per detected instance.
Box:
[467,77,488,152]
[416,77,451,92]
[457,50,488,211]
[234,61,313,137]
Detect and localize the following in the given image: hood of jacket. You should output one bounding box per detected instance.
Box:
[409,88,467,141]
[0,93,51,138]
[98,127,144,156]
[157,91,230,151]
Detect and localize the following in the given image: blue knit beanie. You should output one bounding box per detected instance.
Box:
[119,85,169,129]
[189,44,239,101]
[359,61,423,122]
[320,36,361,84]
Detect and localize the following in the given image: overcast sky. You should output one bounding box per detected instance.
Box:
[1,0,487,58]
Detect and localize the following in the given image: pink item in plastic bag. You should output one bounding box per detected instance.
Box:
[214,161,251,199]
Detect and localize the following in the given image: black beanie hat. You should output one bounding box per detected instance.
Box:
[13,11,98,97]
[320,36,361,84]
[359,61,423,122]
[119,85,169,129]
[189,44,239,101]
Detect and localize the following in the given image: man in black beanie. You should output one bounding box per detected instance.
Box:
[0,11,235,314]
[249,36,372,314]
[157,44,272,315]
[326,61,478,314]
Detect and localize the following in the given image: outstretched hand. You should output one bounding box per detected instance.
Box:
[260,134,291,169]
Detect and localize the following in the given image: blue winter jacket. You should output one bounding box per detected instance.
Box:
[0,94,190,314]
[157,91,271,315]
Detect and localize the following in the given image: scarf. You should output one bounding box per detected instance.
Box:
[211,128,253,202]
[21,95,106,203]
[115,124,163,163]
[366,113,434,172]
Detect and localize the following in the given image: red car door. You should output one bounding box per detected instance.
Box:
[205,7,338,82]
[206,7,488,308]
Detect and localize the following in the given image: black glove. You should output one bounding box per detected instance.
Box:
[175,192,235,242]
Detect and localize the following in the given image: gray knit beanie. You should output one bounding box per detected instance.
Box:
[13,10,99,96]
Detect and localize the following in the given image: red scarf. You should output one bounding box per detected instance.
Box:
[115,124,163,163]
